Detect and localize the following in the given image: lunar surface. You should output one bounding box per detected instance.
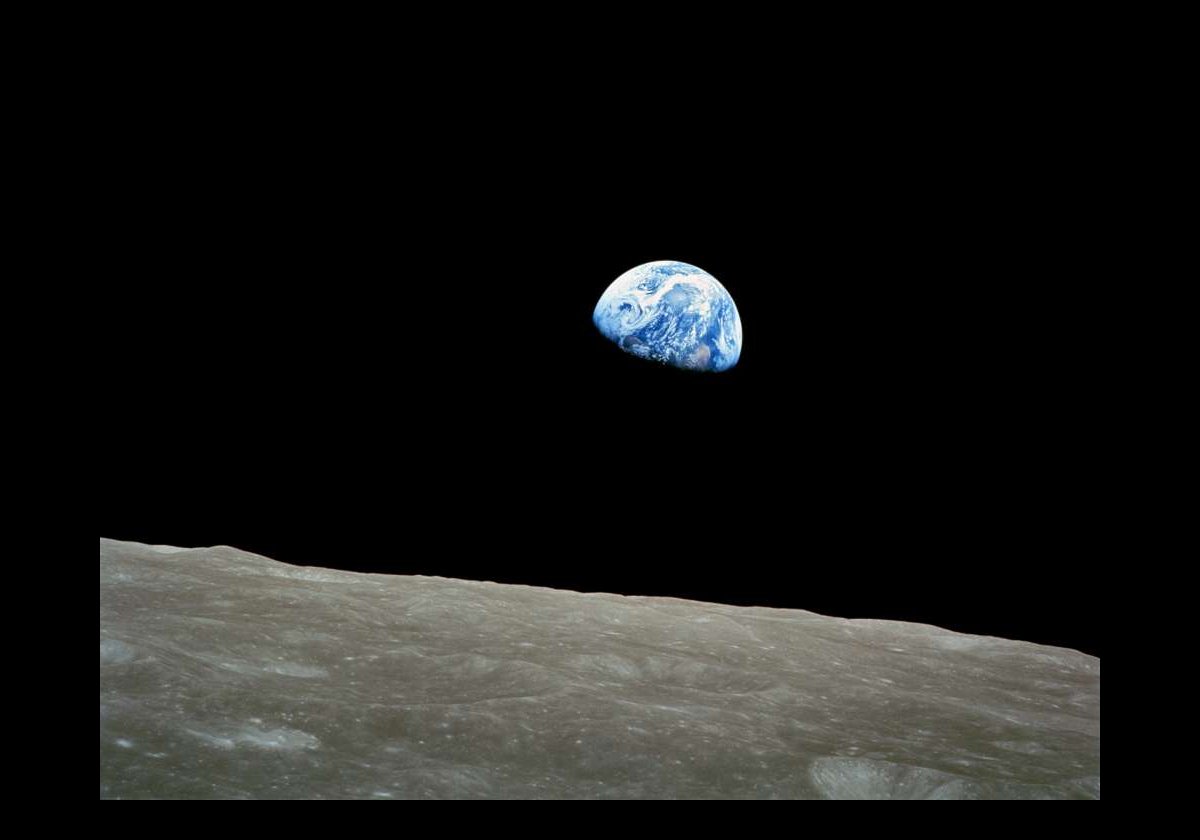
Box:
[99,539,1099,799]
[593,261,742,372]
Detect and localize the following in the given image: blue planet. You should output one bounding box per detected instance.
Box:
[593,261,742,372]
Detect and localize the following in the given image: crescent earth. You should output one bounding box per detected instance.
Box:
[593,261,742,373]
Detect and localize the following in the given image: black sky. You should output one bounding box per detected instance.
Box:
[98,69,1100,657]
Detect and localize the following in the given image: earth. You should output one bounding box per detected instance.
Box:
[593,261,742,372]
